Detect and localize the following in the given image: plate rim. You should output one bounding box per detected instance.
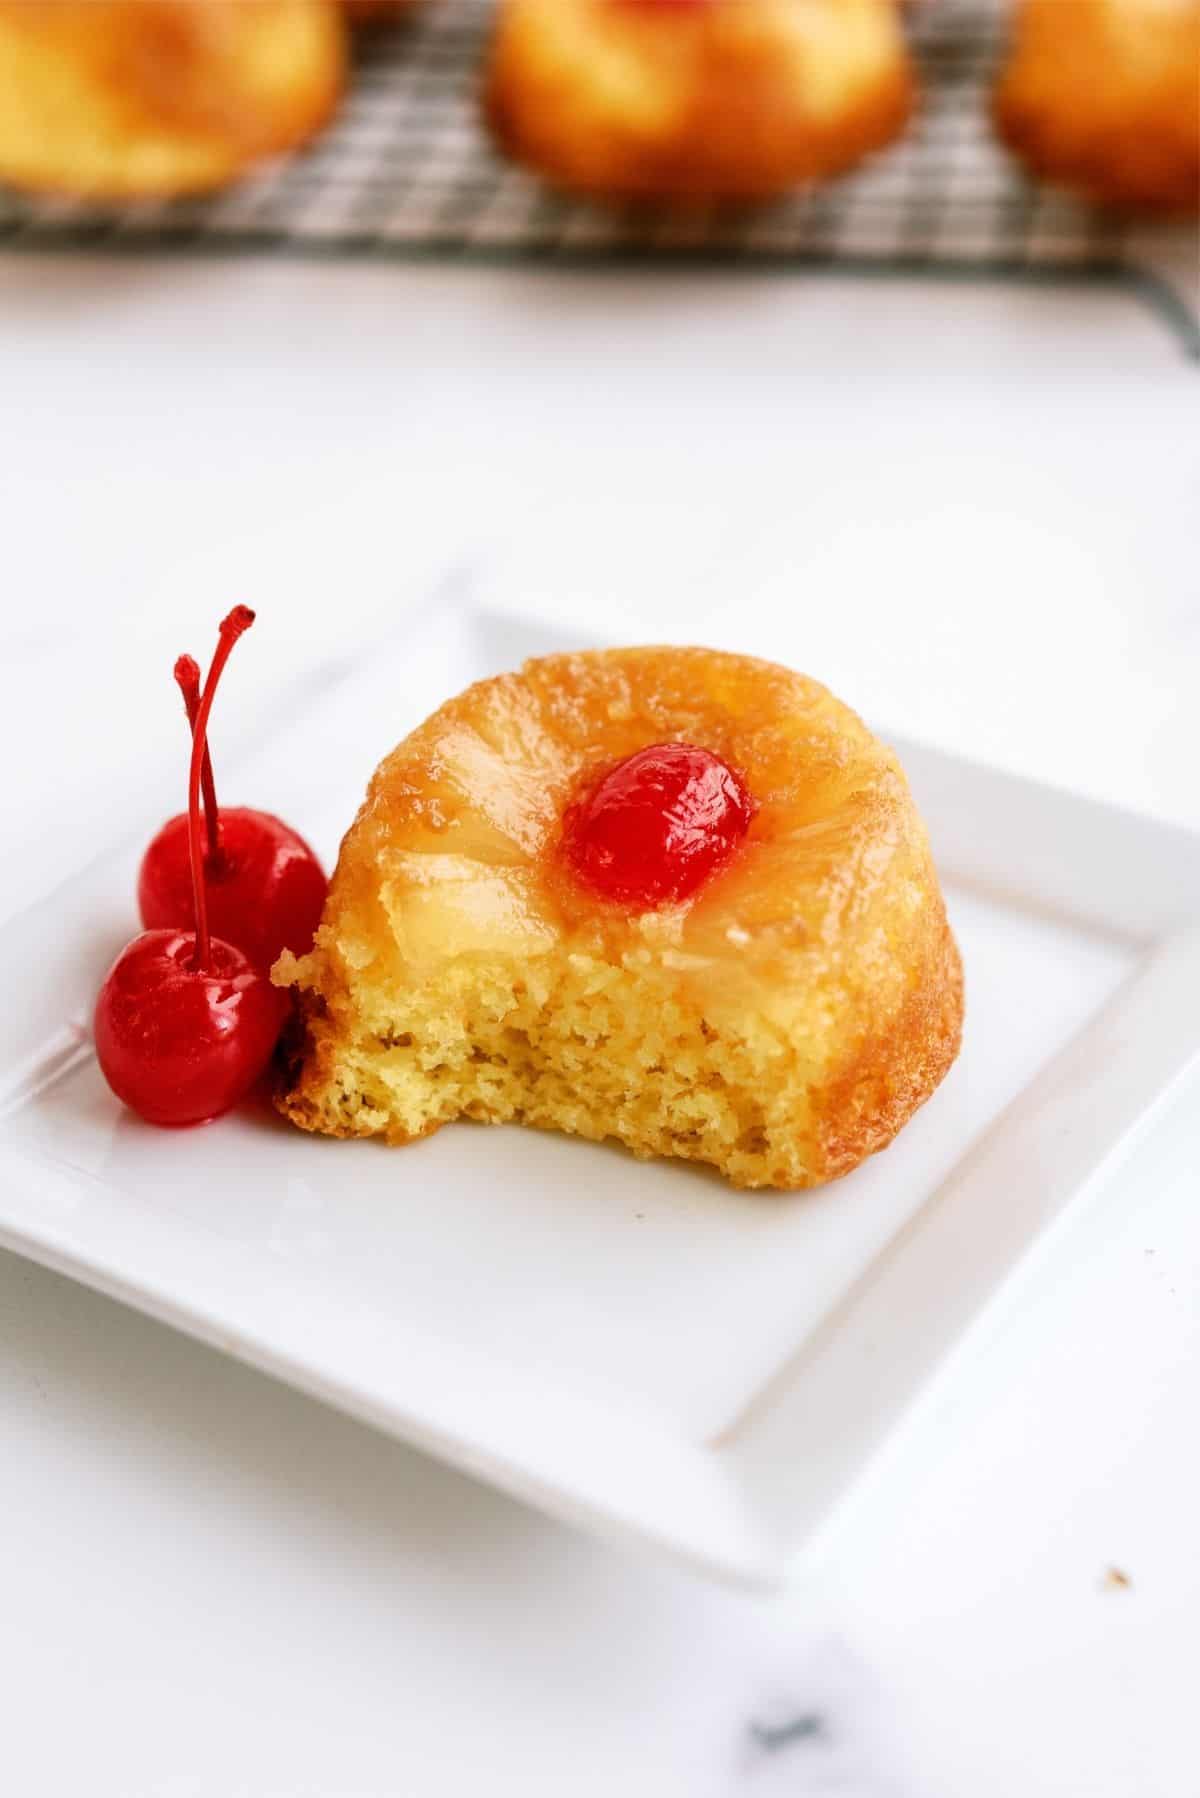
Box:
[1,601,1198,1584]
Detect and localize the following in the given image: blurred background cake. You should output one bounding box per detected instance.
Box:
[483,0,916,202]
[993,0,1200,213]
[0,0,1194,217]
[0,0,345,199]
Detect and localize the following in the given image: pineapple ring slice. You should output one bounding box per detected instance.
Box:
[483,0,916,202]
[0,0,345,199]
[275,647,963,1192]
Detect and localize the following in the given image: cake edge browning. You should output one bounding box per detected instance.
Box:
[809,911,963,1184]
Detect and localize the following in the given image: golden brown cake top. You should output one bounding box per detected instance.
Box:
[318,646,928,996]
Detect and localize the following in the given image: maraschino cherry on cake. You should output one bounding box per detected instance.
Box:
[274,648,963,1190]
[484,0,916,203]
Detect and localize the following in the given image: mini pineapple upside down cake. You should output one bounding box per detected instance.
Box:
[273,649,963,1190]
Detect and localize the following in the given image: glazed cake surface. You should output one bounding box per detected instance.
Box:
[275,648,963,1190]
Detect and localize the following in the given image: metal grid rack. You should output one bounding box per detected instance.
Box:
[0,0,1194,348]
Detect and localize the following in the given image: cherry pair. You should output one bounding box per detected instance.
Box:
[95,608,326,1127]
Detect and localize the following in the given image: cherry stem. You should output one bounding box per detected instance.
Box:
[174,656,223,869]
[187,606,255,972]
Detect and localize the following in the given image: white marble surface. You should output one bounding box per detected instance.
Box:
[1,253,1198,1796]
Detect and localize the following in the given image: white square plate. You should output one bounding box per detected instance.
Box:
[2,603,1198,1584]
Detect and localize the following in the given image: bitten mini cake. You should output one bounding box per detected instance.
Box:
[484,0,915,203]
[274,649,962,1190]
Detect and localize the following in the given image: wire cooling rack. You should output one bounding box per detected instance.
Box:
[1,0,1196,352]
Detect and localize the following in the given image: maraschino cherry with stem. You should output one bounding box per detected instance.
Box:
[563,741,755,908]
[138,610,327,972]
[95,609,289,1127]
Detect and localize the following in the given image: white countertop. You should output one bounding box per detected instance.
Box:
[2,253,1197,1797]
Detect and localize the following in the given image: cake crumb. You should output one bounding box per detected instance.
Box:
[1102,1566,1132,1592]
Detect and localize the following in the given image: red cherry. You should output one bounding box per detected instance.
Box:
[94,930,286,1127]
[139,806,327,971]
[95,606,288,1127]
[563,742,755,908]
[137,628,326,970]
